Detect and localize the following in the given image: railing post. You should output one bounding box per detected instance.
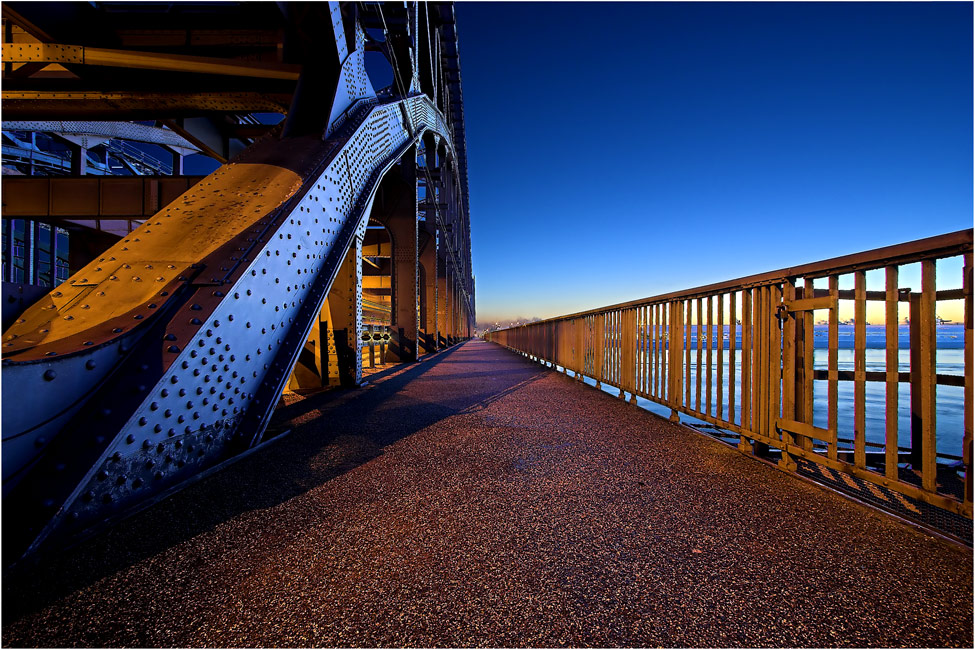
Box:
[595,313,605,389]
[729,291,737,428]
[695,297,703,414]
[368,324,376,368]
[885,267,900,480]
[576,316,585,382]
[780,279,797,471]
[854,271,867,469]
[718,293,725,425]
[828,275,839,461]
[740,288,752,453]
[754,286,770,457]
[909,292,922,468]
[685,300,692,408]
[964,252,973,505]
[626,308,637,403]
[919,260,937,492]
[801,279,814,451]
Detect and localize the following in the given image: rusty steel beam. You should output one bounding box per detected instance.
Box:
[2,43,301,80]
[2,176,205,220]
[1,91,291,120]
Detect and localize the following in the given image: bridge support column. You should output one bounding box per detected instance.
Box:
[329,235,364,387]
[452,274,462,343]
[418,231,438,354]
[286,299,334,391]
[377,163,419,363]
[285,234,362,389]
[437,261,450,348]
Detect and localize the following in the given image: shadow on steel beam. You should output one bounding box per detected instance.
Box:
[1,340,543,620]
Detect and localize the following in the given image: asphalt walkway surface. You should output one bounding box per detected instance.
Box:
[2,339,972,647]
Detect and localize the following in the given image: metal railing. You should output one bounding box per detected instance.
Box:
[361,324,392,369]
[486,230,973,524]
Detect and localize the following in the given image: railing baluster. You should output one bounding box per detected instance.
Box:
[643,305,650,397]
[728,291,736,427]
[667,301,683,408]
[770,284,782,457]
[696,297,703,412]
[782,280,797,468]
[639,306,647,396]
[596,313,605,388]
[648,305,655,396]
[802,279,814,451]
[717,293,725,423]
[626,308,637,400]
[828,275,839,462]
[854,270,867,469]
[741,289,752,448]
[677,301,685,408]
[964,252,973,505]
[685,300,692,407]
[706,296,713,417]
[752,287,763,443]
[661,304,668,402]
[920,260,937,492]
[885,265,899,480]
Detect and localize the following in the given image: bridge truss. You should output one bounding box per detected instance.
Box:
[1,1,475,564]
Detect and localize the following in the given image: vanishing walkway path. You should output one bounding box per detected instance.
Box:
[3,340,972,647]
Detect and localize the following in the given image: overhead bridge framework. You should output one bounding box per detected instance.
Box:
[1,1,475,564]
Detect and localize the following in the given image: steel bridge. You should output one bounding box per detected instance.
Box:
[1,1,474,565]
[0,3,973,646]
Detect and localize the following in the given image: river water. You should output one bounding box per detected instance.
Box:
[629,324,967,458]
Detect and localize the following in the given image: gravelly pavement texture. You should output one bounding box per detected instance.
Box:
[2,339,972,648]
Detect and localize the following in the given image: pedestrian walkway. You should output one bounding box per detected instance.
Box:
[3,340,972,647]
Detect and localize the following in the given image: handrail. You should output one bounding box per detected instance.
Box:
[520,229,972,325]
[486,229,973,529]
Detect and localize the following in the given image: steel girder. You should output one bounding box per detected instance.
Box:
[1,2,470,564]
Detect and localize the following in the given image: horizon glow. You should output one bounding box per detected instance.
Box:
[456,2,973,325]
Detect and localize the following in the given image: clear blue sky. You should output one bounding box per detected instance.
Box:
[454,2,973,324]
